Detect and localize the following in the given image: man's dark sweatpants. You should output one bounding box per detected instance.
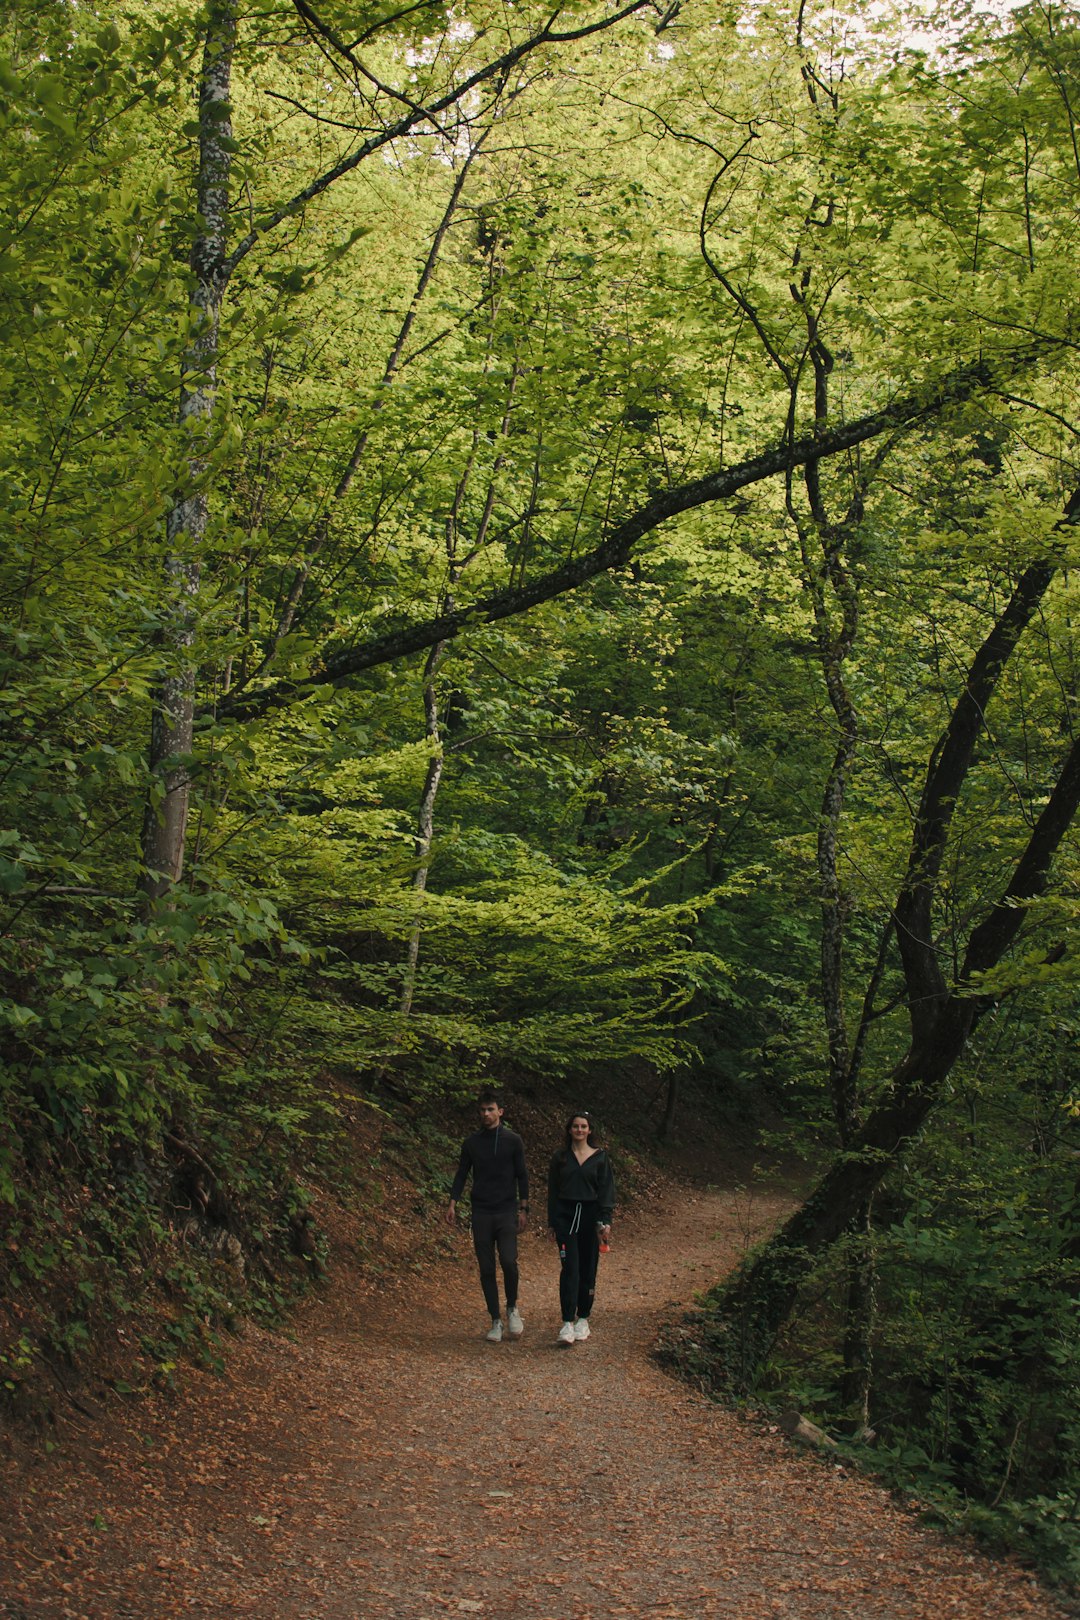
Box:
[471,1207,519,1318]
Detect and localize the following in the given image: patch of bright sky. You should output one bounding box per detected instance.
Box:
[406,14,476,67]
[736,0,1029,68]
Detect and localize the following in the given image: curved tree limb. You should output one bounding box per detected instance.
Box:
[216,345,1052,724]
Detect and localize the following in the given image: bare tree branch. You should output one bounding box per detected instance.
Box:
[224,0,654,275]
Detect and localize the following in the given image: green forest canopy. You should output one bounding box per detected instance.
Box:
[2,0,1079,1579]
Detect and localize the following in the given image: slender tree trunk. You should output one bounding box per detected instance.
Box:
[839,1196,875,1428]
[784,105,880,1415]
[398,641,448,1020]
[140,1,235,906]
[659,1070,679,1141]
[393,293,515,1028]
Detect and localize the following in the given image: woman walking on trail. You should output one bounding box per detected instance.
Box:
[547,1112,615,1346]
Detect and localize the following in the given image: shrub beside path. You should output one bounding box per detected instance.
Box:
[1,1178,1073,1620]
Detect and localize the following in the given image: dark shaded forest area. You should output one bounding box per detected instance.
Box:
[1,0,1078,1585]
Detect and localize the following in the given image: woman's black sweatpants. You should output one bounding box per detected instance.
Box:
[471,1206,519,1318]
[552,1198,601,1322]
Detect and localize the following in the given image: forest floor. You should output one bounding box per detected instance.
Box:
[0,1158,1075,1620]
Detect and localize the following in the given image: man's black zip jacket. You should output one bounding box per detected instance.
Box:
[449,1123,528,1214]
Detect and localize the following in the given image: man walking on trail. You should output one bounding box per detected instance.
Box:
[445,1089,529,1342]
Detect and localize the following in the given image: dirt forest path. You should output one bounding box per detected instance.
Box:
[1,1179,1074,1620]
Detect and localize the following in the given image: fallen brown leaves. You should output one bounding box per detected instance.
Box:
[0,1172,1076,1620]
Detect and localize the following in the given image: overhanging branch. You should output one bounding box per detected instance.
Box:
[216,346,1051,725]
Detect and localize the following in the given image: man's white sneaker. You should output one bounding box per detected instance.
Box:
[507,1306,524,1337]
[557,1320,576,1346]
[573,1318,591,1341]
[486,1318,504,1342]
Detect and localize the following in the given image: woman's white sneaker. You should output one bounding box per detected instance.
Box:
[486,1318,504,1342]
[557,1321,576,1346]
[507,1306,524,1337]
[573,1319,591,1341]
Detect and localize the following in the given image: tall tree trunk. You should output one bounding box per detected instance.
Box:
[140,1,235,906]
[658,1070,679,1141]
[398,639,449,1021]
[839,1196,875,1428]
[784,92,880,1415]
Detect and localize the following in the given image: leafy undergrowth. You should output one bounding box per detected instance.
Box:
[656,1256,1080,1596]
[0,1128,328,1428]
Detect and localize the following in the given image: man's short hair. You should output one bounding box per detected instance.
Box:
[477,1086,503,1107]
